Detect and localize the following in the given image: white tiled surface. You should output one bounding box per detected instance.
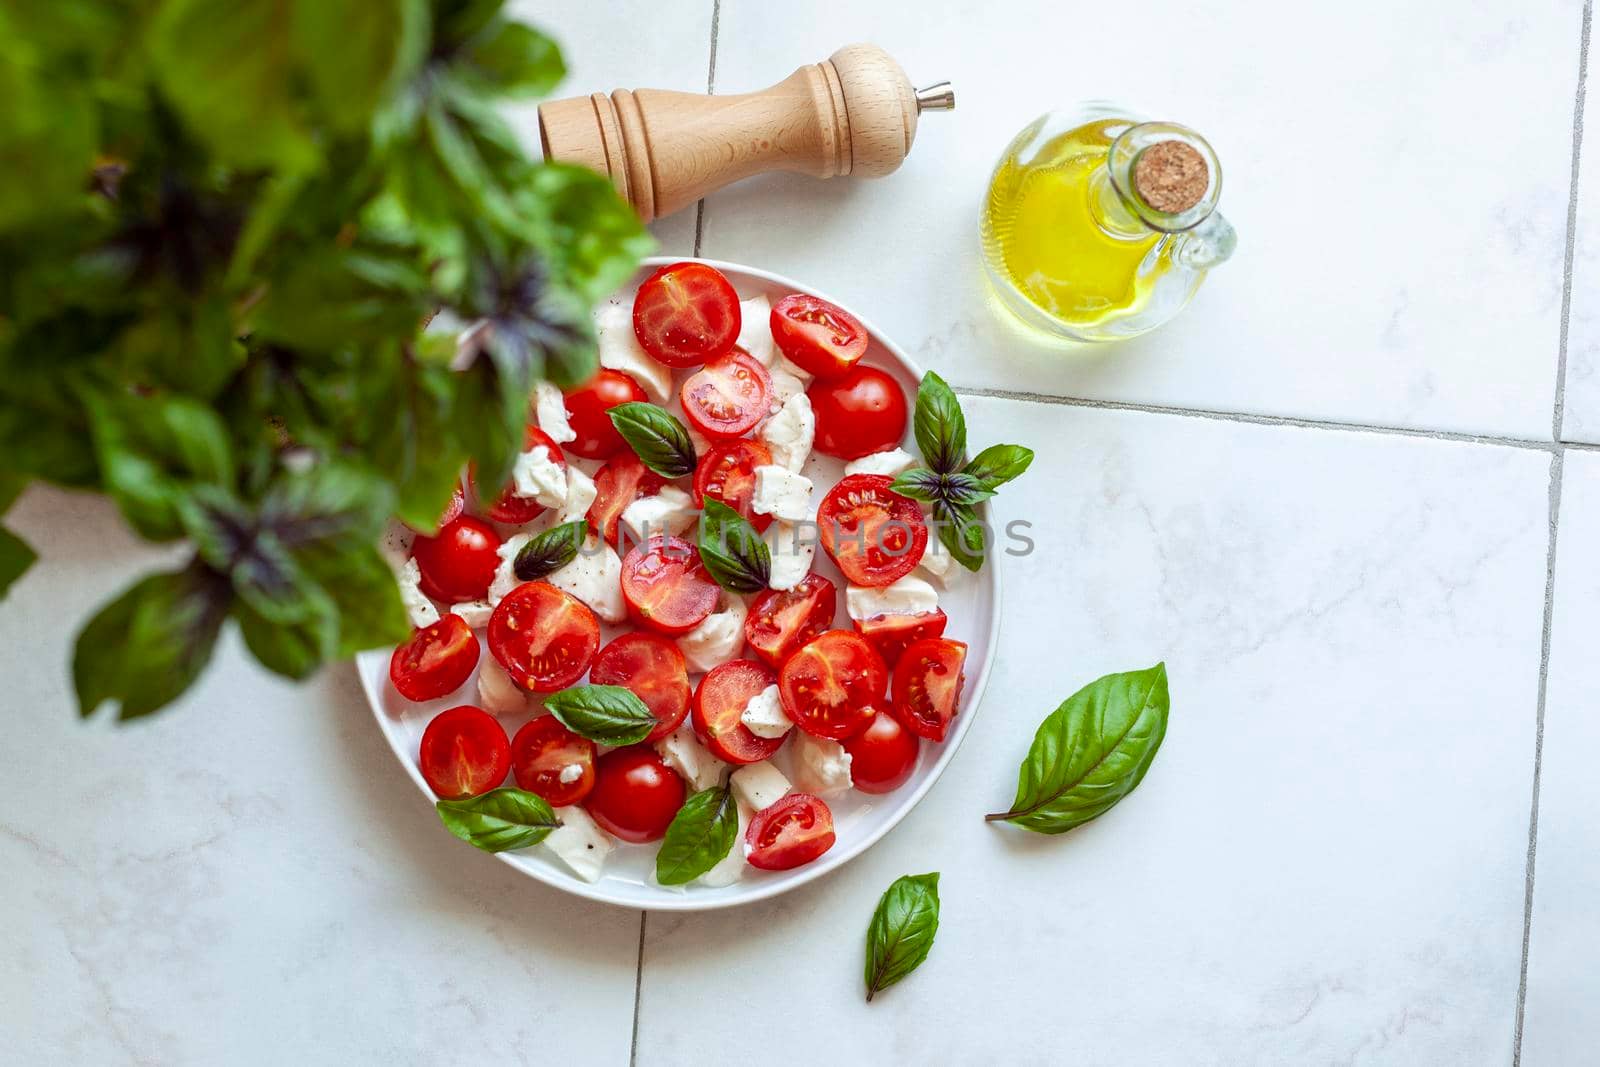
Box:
[1563,74,1600,442]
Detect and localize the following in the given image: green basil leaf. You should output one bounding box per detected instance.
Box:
[913,372,965,474]
[655,785,740,886]
[261,461,395,549]
[517,164,653,307]
[889,467,944,504]
[933,500,986,573]
[608,402,697,478]
[964,443,1035,489]
[297,540,411,656]
[436,788,561,852]
[938,471,996,507]
[544,684,658,745]
[462,21,565,98]
[696,498,771,594]
[233,589,338,680]
[864,872,941,1002]
[987,664,1170,833]
[291,0,428,131]
[0,523,37,598]
[514,520,586,581]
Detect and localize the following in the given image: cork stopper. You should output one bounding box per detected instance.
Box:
[1133,140,1209,215]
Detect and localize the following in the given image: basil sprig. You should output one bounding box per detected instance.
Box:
[655,784,740,886]
[608,402,697,478]
[987,664,1170,833]
[513,520,587,581]
[864,872,941,1002]
[697,498,771,593]
[544,683,658,745]
[436,788,561,852]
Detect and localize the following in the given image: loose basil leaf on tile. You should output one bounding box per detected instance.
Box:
[514,520,586,581]
[655,785,740,886]
[912,371,966,474]
[544,684,658,745]
[987,664,1170,833]
[608,401,697,478]
[436,788,561,852]
[697,498,770,593]
[864,872,941,1002]
[963,444,1035,489]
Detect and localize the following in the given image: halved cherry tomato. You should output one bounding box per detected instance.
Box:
[564,369,648,459]
[680,348,772,440]
[478,428,567,525]
[585,747,686,843]
[511,715,597,807]
[590,632,691,743]
[692,659,786,764]
[744,573,836,668]
[770,294,869,380]
[778,629,887,741]
[890,637,967,742]
[389,614,481,702]
[746,793,835,870]
[631,262,741,368]
[808,365,908,459]
[817,474,928,588]
[412,515,502,601]
[842,708,920,794]
[487,581,600,692]
[853,608,948,668]
[693,438,774,532]
[588,452,666,546]
[620,535,720,636]
[418,705,510,799]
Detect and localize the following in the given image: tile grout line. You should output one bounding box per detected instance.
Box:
[1554,0,1592,446]
[628,910,646,1067]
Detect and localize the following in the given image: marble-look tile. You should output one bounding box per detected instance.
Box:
[634,397,1550,1065]
[1562,58,1600,443]
[0,491,642,1066]
[703,0,1577,438]
[1519,450,1600,1062]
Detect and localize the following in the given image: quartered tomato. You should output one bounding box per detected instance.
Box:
[808,364,908,459]
[842,708,919,794]
[778,629,887,741]
[588,452,666,545]
[631,261,741,368]
[418,705,510,799]
[692,659,786,764]
[411,515,502,601]
[478,428,568,524]
[585,747,686,843]
[746,793,835,871]
[817,474,928,588]
[770,294,869,380]
[680,348,772,440]
[693,438,774,532]
[853,608,948,668]
[590,632,691,743]
[890,637,968,742]
[620,535,720,636]
[564,369,648,459]
[744,573,836,669]
[389,614,481,702]
[511,715,597,807]
[487,581,600,692]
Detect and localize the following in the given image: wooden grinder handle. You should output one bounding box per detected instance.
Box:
[537,44,953,222]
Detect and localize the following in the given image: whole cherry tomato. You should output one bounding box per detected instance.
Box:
[842,708,920,794]
[564,369,648,459]
[807,364,908,460]
[412,515,502,601]
[585,747,686,843]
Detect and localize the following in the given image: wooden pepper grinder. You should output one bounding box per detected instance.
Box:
[538,44,954,222]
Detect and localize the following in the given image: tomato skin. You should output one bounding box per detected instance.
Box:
[744,574,837,668]
[817,474,928,588]
[632,262,741,368]
[412,515,503,601]
[564,369,648,459]
[511,715,597,807]
[590,632,691,743]
[481,428,567,524]
[853,608,948,668]
[746,793,836,871]
[808,365,908,459]
[588,453,667,546]
[418,705,510,799]
[692,659,786,764]
[585,747,686,843]
[406,486,465,534]
[770,294,869,380]
[890,637,968,742]
[842,708,920,794]
[680,349,772,440]
[487,582,601,692]
[692,438,774,533]
[779,629,888,741]
[389,614,481,702]
[620,535,721,636]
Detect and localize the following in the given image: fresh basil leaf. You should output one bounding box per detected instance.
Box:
[544,684,658,745]
[697,498,770,594]
[292,0,428,132]
[514,520,586,581]
[864,872,941,1002]
[261,461,395,548]
[436,788,561,852]
[518,164,653,307]
[889,467,944,504]
[964,443,1035,489]
[913,372,965,474]
[655,785,740,886]
[0,524,37,598]
[938,471,996,507]
[462,21,565,98]
[987,664,1170,833]
[297,540,411,656]
[233,589,338,680]
[933,500,986,573]
[608,402,697,478]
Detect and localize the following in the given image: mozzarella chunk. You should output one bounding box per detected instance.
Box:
[730,760,790,812]
[768,368,807,411]
[791,732,854,796]
[450,599,494,629]
[512,445,568,509]
[697,802,751,887]
[595,302,671,403]
[543,805,615,883]
[686,425,714,461]
[533,380,576,444]
[763,522,816,591]
[759,393,814,472]
[488,532,530,605]
[620,485,697,543]
[740,684,792,739]
[846,575,939,622]
[548,536,625,623]
[917,530,958,585]
[751,465,813,523]
[379,520,416,573]
[558,764,584,784]
[476,655,528,714]
[737,295,775,366]
[397,557,440,628]
[655,726,729,792]
[677,595,747,673]
[845,448,917,479]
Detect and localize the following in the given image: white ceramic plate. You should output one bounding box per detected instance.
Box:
[356,257,1000,910]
